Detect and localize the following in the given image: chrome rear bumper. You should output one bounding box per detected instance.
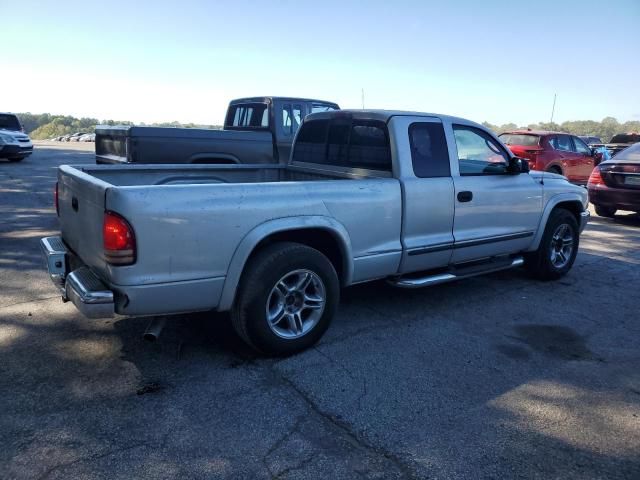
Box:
[40,236,114,319]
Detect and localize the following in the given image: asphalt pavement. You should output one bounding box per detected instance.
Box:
[1,142,639,479]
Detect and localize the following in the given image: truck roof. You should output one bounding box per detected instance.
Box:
[230,96,339,107]
[306,109,483,128]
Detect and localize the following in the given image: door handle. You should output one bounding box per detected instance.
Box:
[457,191,473,202]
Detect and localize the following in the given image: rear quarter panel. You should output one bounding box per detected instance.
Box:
[104,179,403,296]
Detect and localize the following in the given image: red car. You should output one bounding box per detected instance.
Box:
[588,142,640,217]
[499,130,598,184]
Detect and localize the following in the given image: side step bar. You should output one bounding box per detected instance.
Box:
[389,256,524,289]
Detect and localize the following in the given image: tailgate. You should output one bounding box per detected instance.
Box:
[57,165,111,276]
[95,126,130,163]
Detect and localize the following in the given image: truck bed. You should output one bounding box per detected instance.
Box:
[82,163,358,186]
[56,163,403,315]
[95,126,275,165]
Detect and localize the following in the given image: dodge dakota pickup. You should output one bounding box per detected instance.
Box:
[95,96,339,165]
[42,110,589,355]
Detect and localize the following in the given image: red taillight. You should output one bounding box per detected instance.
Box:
[54,182,59,216]
[588,167,604,186]
[103,211,136,265]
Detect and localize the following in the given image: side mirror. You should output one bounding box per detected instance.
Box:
[508,157,529,174]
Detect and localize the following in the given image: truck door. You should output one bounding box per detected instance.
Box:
[448,123,543,264]
[392,116,456,274]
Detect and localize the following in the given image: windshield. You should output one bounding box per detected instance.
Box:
[613,142,640,162]
[499,133,540,147]
[0,114,21,131]
[610,133,640,144]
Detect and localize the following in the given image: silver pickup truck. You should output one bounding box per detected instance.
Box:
[42,110,589,355]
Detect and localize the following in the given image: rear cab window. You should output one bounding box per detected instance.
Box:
[292,117,392,173]
[225,103,269,128]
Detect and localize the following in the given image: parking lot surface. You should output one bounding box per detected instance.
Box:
[1,143,639,479]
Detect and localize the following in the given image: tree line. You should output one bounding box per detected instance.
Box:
[15,113,220,140]
[14,112,640,142]
[482,117,640,143]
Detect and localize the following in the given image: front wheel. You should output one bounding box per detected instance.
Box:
[231,242,339,356]
[525,208,579,281]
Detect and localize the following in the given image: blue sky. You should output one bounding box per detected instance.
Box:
[3,0,639,125]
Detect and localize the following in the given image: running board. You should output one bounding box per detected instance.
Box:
[388,257,524,289]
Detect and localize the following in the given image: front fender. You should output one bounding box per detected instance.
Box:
[216,216,353,311]
[528,192,586,251]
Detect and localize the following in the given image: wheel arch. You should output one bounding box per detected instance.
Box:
[217,217,353,311]
[546,163,563,175]
[528,194,585,251]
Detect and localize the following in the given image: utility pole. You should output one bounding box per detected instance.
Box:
[550,93,557,124]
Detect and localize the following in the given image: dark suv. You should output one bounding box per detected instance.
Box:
[499,130,597,184]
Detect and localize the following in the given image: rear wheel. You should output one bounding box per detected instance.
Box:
[525,208,579,280]
[594,205,616,218]
[547,166,562,175]
[231,242,339,356]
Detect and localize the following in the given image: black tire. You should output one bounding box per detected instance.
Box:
[231,242,339,356]
[8,157,24,162]
[525,208,579,281]
[594,205,616,218]
[547,166,562,175]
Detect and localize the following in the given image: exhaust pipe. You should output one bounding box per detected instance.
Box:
[143,317,167,342]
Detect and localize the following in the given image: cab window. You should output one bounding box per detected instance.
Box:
[453,125,509,175]
[282,104,303,136]
[409,122,450,177]
[292,118,391,171]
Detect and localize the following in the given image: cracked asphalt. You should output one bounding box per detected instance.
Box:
[1,142,639,479]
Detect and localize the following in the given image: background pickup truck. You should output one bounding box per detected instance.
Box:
[95,96,339,165]
[43,109,589,355]
[604,133,640,157]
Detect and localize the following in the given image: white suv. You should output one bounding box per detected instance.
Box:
[0,113,33,162]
